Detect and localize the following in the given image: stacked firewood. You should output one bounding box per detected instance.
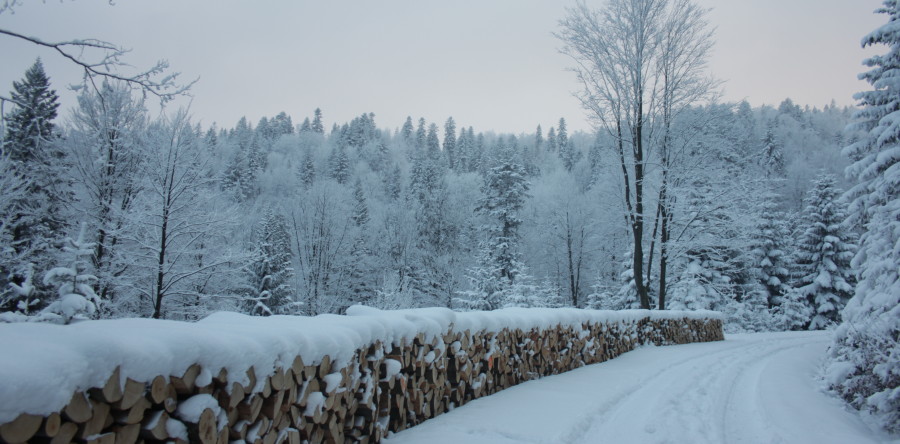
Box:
[0,316,722,444]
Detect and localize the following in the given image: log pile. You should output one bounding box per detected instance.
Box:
[0,314,722,444]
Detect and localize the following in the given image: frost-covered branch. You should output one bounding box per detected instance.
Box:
[0,28,196,102]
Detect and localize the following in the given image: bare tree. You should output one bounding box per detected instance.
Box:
[68,81,147,303]
[0,1,194,111]
[557,0,716,309]
[123,110,233,319]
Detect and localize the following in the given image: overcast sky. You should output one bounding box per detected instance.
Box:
[0,0,886,134]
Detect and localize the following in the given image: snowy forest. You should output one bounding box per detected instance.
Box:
[0,67,858,329]
[0,0,897,434]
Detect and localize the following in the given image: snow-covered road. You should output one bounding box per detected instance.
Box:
[385,331,890,444]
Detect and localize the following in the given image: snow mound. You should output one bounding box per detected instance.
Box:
[0,306,720,423]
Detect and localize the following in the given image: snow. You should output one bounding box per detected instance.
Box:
[0,306,718,423]
[385,332,891,444]
[175,394,220,423]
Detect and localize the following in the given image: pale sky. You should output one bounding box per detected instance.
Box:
[0,0,886,134]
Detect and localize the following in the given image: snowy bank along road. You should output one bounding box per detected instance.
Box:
[385,331,890,444]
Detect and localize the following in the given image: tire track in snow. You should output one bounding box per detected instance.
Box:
[564,335,815,443]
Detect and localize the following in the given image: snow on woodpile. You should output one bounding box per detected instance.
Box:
[0,307,722,443]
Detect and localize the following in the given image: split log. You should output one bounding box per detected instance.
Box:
[90,366,123,404]
[49,422,78,444]
[149,375,168,404]
[0,413,42,443]
[112,423,140,444]
[64,391,93,423]
[141,410,169,441]
[116,378,145,411]
[171,364,201,394]
[80,401,111,439]
[38,412,61,438]
[117,396,150,425]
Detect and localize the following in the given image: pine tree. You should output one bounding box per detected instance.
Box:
[299,148,316,189]
[461,153,531,310]
[243,210,295,316]
[401,116,415,145]
[444,117,457,170]
[535,125,544,153]
[828,1,900,431]
[384,163,402,200]
[751,194,792,309]
[793,173,855,330]
[760,122,785,178]
[311,108,324,134]
[351,178,370,227]
[329,145,350,184]
[39,225,101,324]
[557,117,577,171]
[547,127,558,153]
[415,118,427,151]
[299,117,312,133]
[426,123,441,164]
[0,59,67,305]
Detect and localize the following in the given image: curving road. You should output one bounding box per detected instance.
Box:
[385,331,890,444]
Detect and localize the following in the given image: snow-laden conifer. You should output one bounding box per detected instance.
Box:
[792,173,855,330]
[828,0,900,432]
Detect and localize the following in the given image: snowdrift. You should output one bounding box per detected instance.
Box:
[0,307,723,443]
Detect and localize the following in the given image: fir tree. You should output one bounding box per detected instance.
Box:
[329,145,350,184]
[760,122,785,178]
[415,118,427,151]
[311,108,324,134]
[461,152,531,310]
[242,210,295,316]
[535,124,544,153]
[547,127,558,153]
[299,117,312,133]
[39,225,101,324]
[0,59,67,304]
[384,163,402,200]
[351,178,370,227]
[557,117,577,171]
[299,148,316,189]
[751,194,792,309]
[444,117,457,170]
[793,173,855,330]
[829,1,900,431]
[401,116,415,145]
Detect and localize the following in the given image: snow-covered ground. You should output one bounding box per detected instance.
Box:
[385,331,894,444]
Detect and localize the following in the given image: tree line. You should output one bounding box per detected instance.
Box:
[0,58,856,333]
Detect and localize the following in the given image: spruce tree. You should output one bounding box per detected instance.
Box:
[547,127,558,153]
[760,122,785,178]
[829,1,900,431]
[329,145,350,184]
[299,148,316,189]
[401,116,415,145]
[384,164,402,200]
[351,178,370,227]
[793,173,855,330]
[299,117,312,133]
[462,152,531,310]
[751,194,792,309]
[243,210,294,316]
[415,118,427,151]
[444,117,457,170]
[1,59,67,306]
[311,108,324,134]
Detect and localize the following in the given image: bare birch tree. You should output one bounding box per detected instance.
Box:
[557,0,716,309]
